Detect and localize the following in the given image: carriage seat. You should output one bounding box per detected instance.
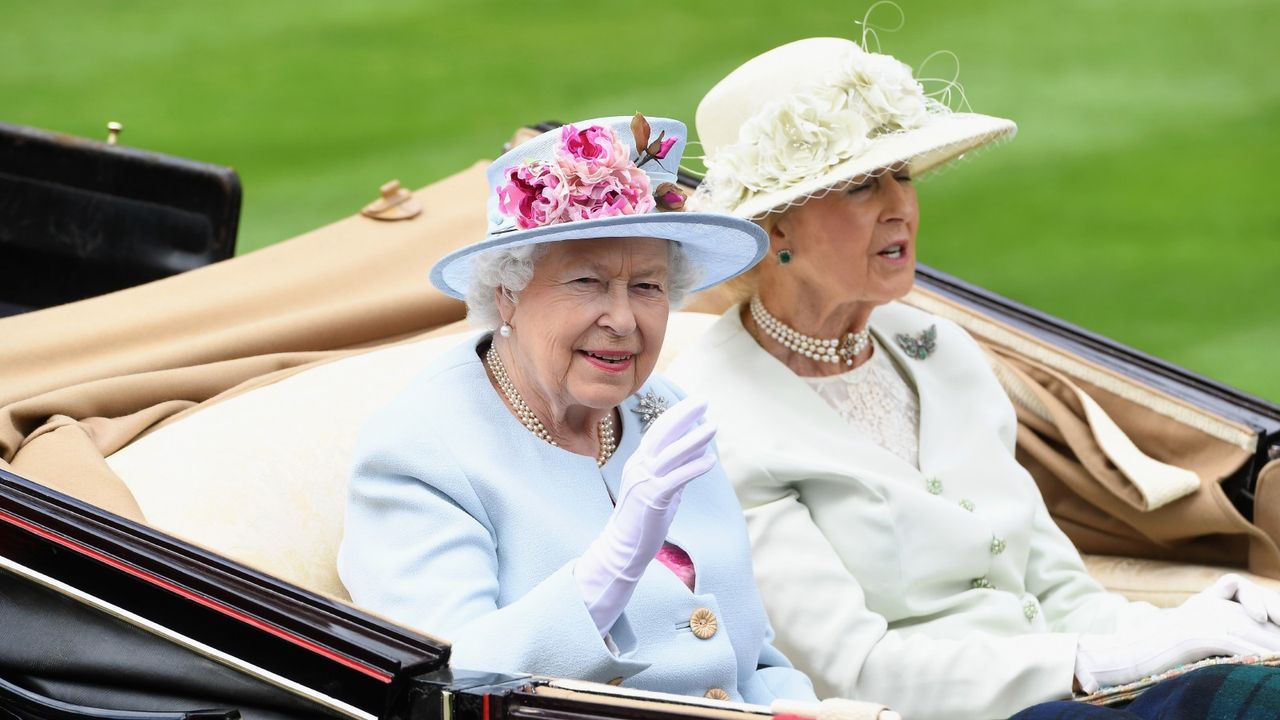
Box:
[104,312,1280,605]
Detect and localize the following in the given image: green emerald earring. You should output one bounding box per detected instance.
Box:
[776,249,793,265]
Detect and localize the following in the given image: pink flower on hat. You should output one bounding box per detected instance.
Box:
[495,122,666,230]
[565,166,656,221]
[652,135,677,159]
[558,123,632,183]
[497,161,570,230]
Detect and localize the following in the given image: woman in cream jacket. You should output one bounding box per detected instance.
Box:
[668,37,1280,720]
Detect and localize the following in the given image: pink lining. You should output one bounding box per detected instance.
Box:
[656,542,696,590]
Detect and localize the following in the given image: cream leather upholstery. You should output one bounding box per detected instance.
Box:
[105,312,1276,606]
[106,332,470,601]
[1081,554,1280,607]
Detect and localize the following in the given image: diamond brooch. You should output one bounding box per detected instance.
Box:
[632,391,669,430]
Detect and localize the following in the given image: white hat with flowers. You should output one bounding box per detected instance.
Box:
[691,36,1017,219]
[430,115,768,299]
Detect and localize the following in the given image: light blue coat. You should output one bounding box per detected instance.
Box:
[338,333,815,704]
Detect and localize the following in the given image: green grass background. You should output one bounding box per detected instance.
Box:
[3,0,1277,400]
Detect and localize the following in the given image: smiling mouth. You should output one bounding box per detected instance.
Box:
[579,350,635,368]
[878,242,907,259]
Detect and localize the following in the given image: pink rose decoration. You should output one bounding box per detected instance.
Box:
[565,167,655,221]
[495,122,670,230]
[496,161,569,229]
[559,124,631,183]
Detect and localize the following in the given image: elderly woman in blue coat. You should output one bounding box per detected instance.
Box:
[338,116,860,710]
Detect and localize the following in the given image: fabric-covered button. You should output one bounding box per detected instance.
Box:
[690,607,718,639]
[925,477,943,495]
[960,498,975,512]
[1023,601,1039,622]
[990,537,1007,555]
[704,688,730,701]
[971,577,994,590]
[607,677,624,686]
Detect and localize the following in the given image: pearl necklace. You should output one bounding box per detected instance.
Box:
[485,345,617,467]
[749,295,870,366]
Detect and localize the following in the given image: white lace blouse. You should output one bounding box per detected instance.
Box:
[802,337,921,468]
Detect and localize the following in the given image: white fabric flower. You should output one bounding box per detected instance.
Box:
[831,52,930,132]
[744,86,873,189]
[695,46,942,213]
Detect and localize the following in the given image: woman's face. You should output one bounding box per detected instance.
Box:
[769,167,919,307]
[502,236,671,413]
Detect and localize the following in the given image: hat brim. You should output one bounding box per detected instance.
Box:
[430,212,768,300]
[730,112,1017,219]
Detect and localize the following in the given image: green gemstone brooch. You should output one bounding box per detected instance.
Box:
[895,324,937,360]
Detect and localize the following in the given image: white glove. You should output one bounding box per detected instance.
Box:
[1074,595,1280,693]
[771,698,900,720]
[575,397,717,636]
[1199,573,1280,626]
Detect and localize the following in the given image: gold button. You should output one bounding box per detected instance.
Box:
[607,677,624,686]
[690,607,718,639]
[704,688,730,701]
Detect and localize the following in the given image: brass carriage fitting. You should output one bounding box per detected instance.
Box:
[361,179,422,221]
[106,122,123,145]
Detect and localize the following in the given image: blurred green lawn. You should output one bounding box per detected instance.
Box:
[3,0,1277,400]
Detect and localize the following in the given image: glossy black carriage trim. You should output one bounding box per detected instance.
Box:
[0,467,449,716]
[0,668,241,719]
[0,121,242,314]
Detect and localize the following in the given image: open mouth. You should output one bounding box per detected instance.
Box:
[877,242,908,260]
[579,350,634,373]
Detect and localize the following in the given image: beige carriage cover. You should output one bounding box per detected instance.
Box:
[2,160,1278,586]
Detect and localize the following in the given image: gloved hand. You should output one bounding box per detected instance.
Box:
[771,697,901,720]
[575,397,718,636]
[1198,573,1280,626]
[1074,595,1280,693]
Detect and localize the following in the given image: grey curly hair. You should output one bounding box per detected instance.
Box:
[465,241,701,329]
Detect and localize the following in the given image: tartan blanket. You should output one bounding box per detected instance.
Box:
[1011,660,1280,719]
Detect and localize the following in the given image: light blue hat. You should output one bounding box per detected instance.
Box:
[429,116,767,299]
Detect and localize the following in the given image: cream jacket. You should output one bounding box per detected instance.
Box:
[667,303,1158,720]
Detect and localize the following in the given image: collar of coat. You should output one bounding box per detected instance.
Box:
[679,301,1011,489]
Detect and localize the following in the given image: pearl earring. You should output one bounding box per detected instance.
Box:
[499,322,512,337]
[776,249,793,265]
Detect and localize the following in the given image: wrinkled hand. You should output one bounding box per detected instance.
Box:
[1198,573,1280,626]
[1074,596,1280,693]
[575,398,717,636]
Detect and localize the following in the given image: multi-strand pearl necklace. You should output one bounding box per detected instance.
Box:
[749,295,870,366]
[485,345,617,467]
